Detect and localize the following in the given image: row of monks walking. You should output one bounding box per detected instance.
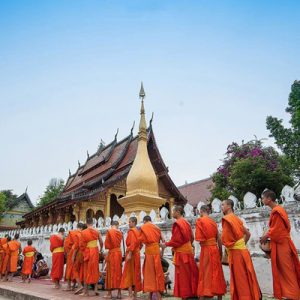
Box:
[0,189,300,299]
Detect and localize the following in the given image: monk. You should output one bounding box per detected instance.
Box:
[1,236,11,281]
[0,235,8,279]
[8,233,21,281]
[105,220,123,299]
[80,217,103,296]
[21,239,37,283]
[162,205,198,299]
[64,228,81,291]
[120,216,142,299]
[195,205,226,300]
[50,227,65,288]
[72,222,85,294]
[221,199,261,300]
[139,215,165,300]
[261,189,300,300]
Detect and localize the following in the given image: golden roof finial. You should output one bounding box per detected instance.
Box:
[139,81,145,98]
[139,82,147,136]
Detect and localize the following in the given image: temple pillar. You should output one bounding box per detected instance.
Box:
[73,204,81,222]
[169,197,175,217]
[57,209,66,224]
[106,192,111,218]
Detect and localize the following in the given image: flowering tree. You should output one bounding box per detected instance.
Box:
[211,140,294,202]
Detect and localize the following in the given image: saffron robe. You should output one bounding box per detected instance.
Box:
[195,216,226,297]
[8,240,21,273]
[50,234,64,281]
[64,230,79,281]
[0,238,7,273]
[120,228,142,292]
[105,228,123,290]
[267,205,300,300]
[222,213,261,300]
[22,245,36,275]
[139,222,165,293]
[165,217,198,298]
[1,242,10,275]
[80,227,100,285]
[71,230,83,282]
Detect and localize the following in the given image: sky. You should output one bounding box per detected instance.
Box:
[0,0,299,204]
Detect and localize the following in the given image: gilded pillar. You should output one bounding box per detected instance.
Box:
[169,197,175,217]
[106,192,111,218]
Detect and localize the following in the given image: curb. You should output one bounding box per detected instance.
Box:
[0,286,46,300]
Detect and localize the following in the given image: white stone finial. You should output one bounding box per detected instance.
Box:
[160,207,169,221]
[184,203,194,217]
[150,209,156,222]
[281,185,295,203]
[211,198,222,213]
[243,192,257,209]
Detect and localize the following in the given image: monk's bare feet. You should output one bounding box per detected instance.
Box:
[79,292,89,297]
[104,294,112,299]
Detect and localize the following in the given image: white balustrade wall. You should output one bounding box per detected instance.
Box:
[1,187,300,295]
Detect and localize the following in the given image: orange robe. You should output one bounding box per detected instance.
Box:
[267,205,300,300]
[8,240,21,273]
[71,230,83,282]
[80,227,100,285]
[222,213,261,300]
[195,216,226,297]
[50,234,64,281]
[64,230,79,281]
[120,228,142,292]
[0,238,7,273]
[105,228,123,290]
[165,217,198,298]
[22,246,36,275]
[1,242,10,275]
[139,223,165,293]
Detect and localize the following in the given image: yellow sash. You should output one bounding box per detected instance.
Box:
[87,240,98,248]
[109,247,121,253]
[200,238,217,246]
[145,243,160,255]
[25,252,35,257]
[173,241,193,265]
[53,247,64,253]
[228,238,246,250]
[174,241,193,253]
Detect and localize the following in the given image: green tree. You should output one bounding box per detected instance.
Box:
[0,189,17,209]
[266,80,300,177]
[211,140,293,202]
[0,192,6,217]
[37,178,65,207]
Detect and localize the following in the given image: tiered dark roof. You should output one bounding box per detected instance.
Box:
[24,126,186,218]
[8,192,34,210]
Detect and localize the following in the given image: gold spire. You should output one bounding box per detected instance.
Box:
[139,82,147,139]
[118,83,164,217]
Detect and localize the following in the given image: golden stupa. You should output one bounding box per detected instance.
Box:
[118,83,165,217]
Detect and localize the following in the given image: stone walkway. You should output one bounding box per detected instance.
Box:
[0,277,275,300]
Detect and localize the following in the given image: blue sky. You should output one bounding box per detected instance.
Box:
[0,0,299,203]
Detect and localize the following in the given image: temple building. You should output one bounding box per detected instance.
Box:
[20,84,186,228]
[0,192,34,230]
